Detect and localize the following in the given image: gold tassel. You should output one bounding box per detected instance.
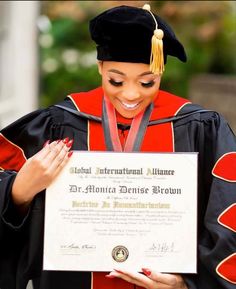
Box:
[143,4,165,75]
[150,29,164,75]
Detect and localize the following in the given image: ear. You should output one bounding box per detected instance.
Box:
[97,61,103,75]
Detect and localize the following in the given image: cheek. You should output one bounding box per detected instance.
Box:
[102,81,117,102]
[144,82,160,102]
[142,90,158,104]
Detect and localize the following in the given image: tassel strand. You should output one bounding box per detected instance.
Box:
[143,4,165,75]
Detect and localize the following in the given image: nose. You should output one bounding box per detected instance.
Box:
[121,85,140,102]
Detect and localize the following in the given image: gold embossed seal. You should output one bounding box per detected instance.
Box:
[112,245,129,262]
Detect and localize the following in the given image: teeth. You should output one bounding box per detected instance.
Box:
[122,102,138,109]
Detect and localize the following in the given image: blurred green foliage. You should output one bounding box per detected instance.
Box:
[39,1,236,107]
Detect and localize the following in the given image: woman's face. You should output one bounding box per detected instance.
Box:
[98,61,161,119]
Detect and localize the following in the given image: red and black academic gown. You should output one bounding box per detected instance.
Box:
[0,87,236,289]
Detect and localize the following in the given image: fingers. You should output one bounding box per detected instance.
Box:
[47,139,73,170]
[45,139,68,162]
[42,138,73,178]
[142,268,177,285]
[53,148,73,177]
[37,138,71,161]
[106,268,187,289]
[30,137,73,183]
[11,137,74,207]
[106,269,145,287]
[142,269,187,288]
[32,139,60,161]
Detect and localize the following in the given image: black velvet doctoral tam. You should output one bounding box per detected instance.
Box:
[89,5,187,64]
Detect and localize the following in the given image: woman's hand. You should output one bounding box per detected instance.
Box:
[12,138,73,208]
[106,268,188,289]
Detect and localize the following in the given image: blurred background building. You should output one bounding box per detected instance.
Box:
[1,0,236,130]
[0,1,39,128]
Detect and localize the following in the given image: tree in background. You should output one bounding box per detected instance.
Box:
[39,1,236,107]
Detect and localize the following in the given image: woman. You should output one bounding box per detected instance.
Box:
[0,4,236,289]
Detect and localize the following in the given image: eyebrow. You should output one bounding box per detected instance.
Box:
[108,69,153,77]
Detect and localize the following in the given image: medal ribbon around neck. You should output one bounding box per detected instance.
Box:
[102,95,154,152]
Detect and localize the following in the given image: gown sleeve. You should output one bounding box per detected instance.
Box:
[0,108,53,230]
[0,108,56,286]
[182,112,236,288]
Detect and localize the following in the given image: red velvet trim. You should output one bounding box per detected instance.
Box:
[218,203,236,232]
[69,87,190,122]
[92,272,134,289]
[212,152,236,182]
[141,123,174,152]
[69,87,189,152]
[69,87,104,117]
[216,253,236,284]
[88,121,106,151]
[88,120,174,152]
[151,90,190,120]
[0,133,26,171]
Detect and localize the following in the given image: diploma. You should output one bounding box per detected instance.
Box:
[43,151,197,273]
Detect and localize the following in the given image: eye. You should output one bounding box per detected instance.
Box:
[141,81,155,88]
[108,79,123,87]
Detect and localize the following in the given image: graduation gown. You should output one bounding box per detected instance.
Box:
[0,87,236,289]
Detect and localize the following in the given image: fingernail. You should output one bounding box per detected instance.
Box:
[43,140,50,147]
[142,268,151,276]
[66,139,74,148]
[63,137,69,144]
[105,274,116,279]
[68,151,73,158]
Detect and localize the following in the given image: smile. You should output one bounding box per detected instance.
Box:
[121,101,140,110]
